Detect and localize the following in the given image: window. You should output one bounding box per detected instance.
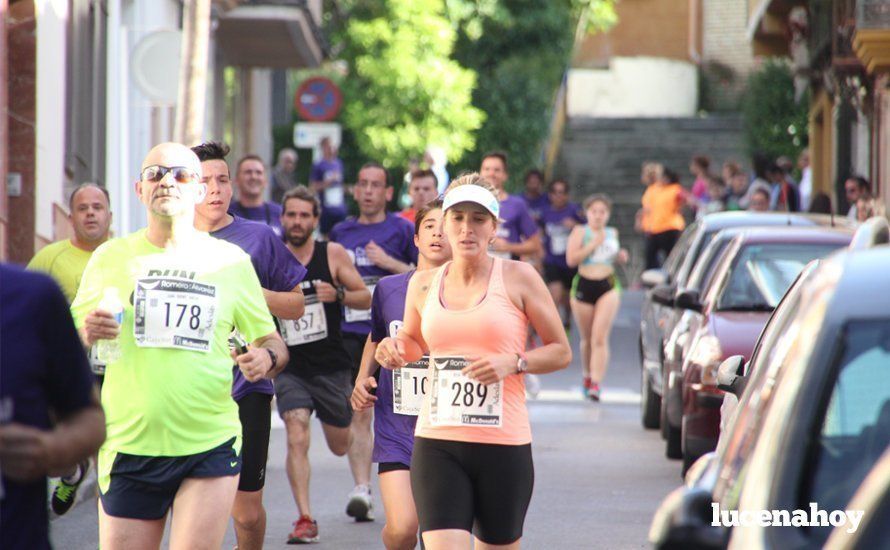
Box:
[663,222,699,278]
[802,320,890,543]
[716,243,840,311]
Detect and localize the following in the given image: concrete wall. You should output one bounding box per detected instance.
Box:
[574,0,693,68]
[567,57,699,118]
[701,0,758,109]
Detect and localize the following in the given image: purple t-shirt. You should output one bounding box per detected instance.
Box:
[311,158,348,218]
[497,194,540,245]
[228,201,284,238]
[370,271,417,465]
[1,266,95,550]
[540,203,585,268]
[522,193,550,223]
[211,217,307,400]
[329,214,418,336]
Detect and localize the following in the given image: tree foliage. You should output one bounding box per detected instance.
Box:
[446,0,580,186]
[331,0,484,170]
[741,60,809,161]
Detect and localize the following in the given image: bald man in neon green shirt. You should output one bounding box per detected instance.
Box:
[72,142,289,550]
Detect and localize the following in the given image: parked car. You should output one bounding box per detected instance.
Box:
[649,218,890,549]
[675,227,853,473]
[824,446,890,549]
[660,228,749,458]
[639,212,852,431]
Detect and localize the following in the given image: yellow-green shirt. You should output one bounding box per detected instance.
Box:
[27,239,94,302]
[71,229,276,459]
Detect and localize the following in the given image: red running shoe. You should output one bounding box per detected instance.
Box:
[583,377,592,390]
[587,382,601,401]
[288,515,319,544]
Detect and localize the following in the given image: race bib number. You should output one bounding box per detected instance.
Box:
[393,356,429,416]
[133,277,218,352]
[88,345,106,375]
[345,276,378,323]
[429,356,503,427]
[324,183,344,208]
[547,223,570,255]
[280,294,327,345]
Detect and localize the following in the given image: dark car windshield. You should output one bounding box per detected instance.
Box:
[716,243,841,311]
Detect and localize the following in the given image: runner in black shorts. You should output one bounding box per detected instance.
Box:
[328,163,418,522]
[539,179,585,331]
[278,186,373,543]
[192,142,307,550]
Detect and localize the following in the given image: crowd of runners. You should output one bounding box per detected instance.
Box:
[1,140,637,550]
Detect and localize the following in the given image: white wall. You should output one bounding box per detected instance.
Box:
[567,57,699,118]
[34,0,69,242]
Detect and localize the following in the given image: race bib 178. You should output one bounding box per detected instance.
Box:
[133,277,218,352]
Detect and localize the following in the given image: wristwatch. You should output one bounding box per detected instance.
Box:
[515,352,528,374]
[266,348,278,371]
[336,286,346,303]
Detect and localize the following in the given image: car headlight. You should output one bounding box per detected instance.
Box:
[689,334,722,386]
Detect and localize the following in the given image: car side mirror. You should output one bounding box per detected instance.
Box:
[649,487,726,550]
[716,355,746,396]
[641,268,668,289]
[675,289,702,312]
[652,284,675,307]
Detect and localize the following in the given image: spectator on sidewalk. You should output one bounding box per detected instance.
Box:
[748,188,771,212]
[696,177,727,219]
[725,172,750,211]
[639,165,685,269]
[689,155,712,208]
[271,148,299,205]
[798,150,813,210]
[766,162,800,212]
[808,192,833,215]
[844,176,871,221]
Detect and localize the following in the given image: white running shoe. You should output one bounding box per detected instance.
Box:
[346,484,375,522]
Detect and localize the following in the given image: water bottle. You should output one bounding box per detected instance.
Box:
[97,288,123,364]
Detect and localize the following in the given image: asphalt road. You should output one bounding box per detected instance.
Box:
[52,290,681,549]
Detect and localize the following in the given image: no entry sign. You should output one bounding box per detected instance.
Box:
[295,77,342,122]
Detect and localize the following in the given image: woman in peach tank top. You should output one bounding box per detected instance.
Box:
[375,173,571,550]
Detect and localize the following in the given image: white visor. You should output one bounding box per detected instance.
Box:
[442,185,500,218]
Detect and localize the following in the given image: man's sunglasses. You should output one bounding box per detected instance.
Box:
[141,165,199,184]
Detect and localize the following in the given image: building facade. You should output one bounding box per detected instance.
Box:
[1,0,325,263]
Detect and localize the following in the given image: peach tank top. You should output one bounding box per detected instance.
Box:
[415,257,532,445]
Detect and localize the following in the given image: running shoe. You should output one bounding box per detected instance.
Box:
[346,484,375,522]
[51,459,89,515]
[287,515,319,544]
[583,377,592,390]
[587,382,601,401]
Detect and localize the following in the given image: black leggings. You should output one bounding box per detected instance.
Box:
[411,437,534,545]
[645,230,681,270]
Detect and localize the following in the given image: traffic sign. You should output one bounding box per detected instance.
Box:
[294,77,342,122]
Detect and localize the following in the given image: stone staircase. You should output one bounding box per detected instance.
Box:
[554,115,745,284]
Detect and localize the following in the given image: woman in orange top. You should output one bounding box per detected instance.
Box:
[375,173,571,550]
[640,167,686,269]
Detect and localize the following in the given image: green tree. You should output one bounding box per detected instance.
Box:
[741,60,809,160]
[446,0,610,186]
[331,0,484,171]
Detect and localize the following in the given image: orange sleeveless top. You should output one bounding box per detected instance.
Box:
[415,257,532,445]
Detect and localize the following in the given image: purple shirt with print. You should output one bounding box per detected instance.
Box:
[540,203,585,268]
[497,194,539,245]
[370,271,417,465]
[522,193,550,223]
[329,214,418,336]
[211,216,307,400]
[228,201,284,238]
[311,158,349,217]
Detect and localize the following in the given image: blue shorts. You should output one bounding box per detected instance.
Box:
[99,437,241,520]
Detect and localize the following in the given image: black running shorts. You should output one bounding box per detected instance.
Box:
[275,369,353,428]
[99,437,240,520]
[237,392,272,492]
[411,437,534,545]
[573,275,615,305]
[543,263,577,291]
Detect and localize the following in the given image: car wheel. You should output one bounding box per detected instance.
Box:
[641,367,661,430]
[665,418,682,460]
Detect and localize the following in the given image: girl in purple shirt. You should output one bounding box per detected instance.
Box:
[351,199,451,550]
